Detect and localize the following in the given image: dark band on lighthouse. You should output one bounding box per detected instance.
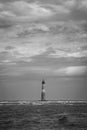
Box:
[41,80,46,101]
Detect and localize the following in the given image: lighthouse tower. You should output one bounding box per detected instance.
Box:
[41,80,46,101]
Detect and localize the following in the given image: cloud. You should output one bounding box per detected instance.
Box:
[1,65,86,77]
[0,43,48,64]
[79,0,87,8]
[55,66,87,76]
[13,43,47,58]
[49,50,68,58]
[67,51,87,58]
[0,0,73,27]
[0,1,53,25]
[63,0,76,8]
[32,66,87,76]
[0,65,53,76]
[0,20,87,63]
[63,66,87,76]
[1,0,87,24]
[5,46,15,50]
[63,0,87,9]
[0,0,87,72]
[0,60,16,65]
[0,11,15,17]
[26,66,52,74]
[69,0,87,21]
[44,3,70,14]
[48,49,87,58]
[11,1,52,17]
[15,24,50,38]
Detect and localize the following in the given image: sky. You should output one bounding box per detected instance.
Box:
[0,0,87,100]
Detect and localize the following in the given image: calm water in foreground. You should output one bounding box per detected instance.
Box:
[0,101,87,130]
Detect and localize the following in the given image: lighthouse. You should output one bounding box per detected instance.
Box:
[41,80,46,101]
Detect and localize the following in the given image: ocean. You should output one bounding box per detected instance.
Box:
[0,101,87,130]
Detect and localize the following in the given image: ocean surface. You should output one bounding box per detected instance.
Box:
[0,101,87,130]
